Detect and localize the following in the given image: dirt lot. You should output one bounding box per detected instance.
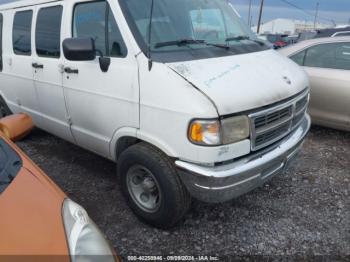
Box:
[17,126,349,260]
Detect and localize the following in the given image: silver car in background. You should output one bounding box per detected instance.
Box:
[280,37,350,131]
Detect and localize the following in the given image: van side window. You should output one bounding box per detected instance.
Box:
[13,10,33,56]
[36,6,63,58]
[73,1,127,58]
[0,14,3,71]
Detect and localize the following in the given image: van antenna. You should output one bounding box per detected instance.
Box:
[147,0,155,71]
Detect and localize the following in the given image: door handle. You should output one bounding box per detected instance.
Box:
[32,62,44,69]
[64,67,79,74]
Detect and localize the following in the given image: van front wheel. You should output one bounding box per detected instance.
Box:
[118,142,191,228]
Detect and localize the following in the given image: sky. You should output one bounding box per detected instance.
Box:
[0,0,349,26]
[231,0,350,26]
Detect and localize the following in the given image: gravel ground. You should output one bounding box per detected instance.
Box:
[16,126,350,260]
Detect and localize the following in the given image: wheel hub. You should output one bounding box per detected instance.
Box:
[126,165,161,213]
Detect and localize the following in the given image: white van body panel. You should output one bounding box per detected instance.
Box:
[136,54,251,164]
[0,0,58,10]
[168,50,309,116]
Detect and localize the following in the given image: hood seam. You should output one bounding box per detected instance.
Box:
[168,66,220,117]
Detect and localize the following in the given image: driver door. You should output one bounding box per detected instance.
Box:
[62,0,139,157]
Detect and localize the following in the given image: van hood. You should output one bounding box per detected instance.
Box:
[167,49,308,116]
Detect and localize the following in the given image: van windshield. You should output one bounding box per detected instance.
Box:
[120,0,268,62]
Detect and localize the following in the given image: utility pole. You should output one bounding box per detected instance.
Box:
[248,0,252,27]
[313,2,319,29]
[257,0,264,34]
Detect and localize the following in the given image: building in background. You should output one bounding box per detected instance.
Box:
[252,18,330,35]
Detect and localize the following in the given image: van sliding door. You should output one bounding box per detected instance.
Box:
[10,8,41,121]
[32,3,75,143]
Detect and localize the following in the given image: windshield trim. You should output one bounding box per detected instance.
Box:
[119,0,150,56]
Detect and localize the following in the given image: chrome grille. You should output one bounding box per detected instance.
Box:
[296,95,309,113]
[254,106,292,129]
[292,111,305,126]
[255,122,291,146]
[249,90,309,151]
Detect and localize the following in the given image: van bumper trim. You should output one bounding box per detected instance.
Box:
[175,114,311,203]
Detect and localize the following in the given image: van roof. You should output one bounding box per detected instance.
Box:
[0,0,62,11]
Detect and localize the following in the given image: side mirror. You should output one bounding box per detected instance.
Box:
[110,42,122,56]
[99,57,111,73]
[63,37,96,61]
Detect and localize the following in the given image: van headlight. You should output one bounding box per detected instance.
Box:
[188,116,250,146]
[62,199,116,262]
[221,115,250,144]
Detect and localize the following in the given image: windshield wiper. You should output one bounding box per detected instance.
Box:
[154,39,206,49]
[154,39,230,50]
[225,35,250,42]
[206,42,230,50]
[226,35,265,46]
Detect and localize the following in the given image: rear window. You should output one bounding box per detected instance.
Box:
[13,10,33,56]
[35,6,63,58]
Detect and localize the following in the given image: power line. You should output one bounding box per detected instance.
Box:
[280,0,334,23]
[247,0,252,26]
[278,0,335,24]
[257,0,265,33]
[314,2,319,29]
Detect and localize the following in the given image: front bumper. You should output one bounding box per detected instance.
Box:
[176,114,311,203]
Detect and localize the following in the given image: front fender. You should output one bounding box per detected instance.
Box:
[109,127,179,162]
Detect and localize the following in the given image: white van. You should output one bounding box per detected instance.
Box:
[0,0,311,228]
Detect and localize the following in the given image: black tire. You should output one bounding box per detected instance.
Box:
[118,142,191,228]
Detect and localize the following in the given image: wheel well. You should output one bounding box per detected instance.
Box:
[115,136,175,162]
[116,136,140,161]
[116,136,178,162]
